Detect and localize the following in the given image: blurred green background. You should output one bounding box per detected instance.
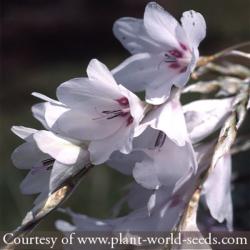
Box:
[1,0,250,231]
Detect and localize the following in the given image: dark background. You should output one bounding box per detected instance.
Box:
[1,0,250,231]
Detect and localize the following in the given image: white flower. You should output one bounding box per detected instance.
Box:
[138,92,189,146]
[107,96,235,223]
[107,93,191,176]
[56,144,198,233]
[55,140,221,235]
[31,92,69,131]
[184,97,234,143]
[108,127,197,218]
[11,126,89,200]
[133,136,196,191]
[203,154,233,230]
[32,59,146,165]
[56,196,187,233]
[108,93,196,194]
[112,2,206,104]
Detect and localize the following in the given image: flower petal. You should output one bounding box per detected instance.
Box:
[113,53,160,92]
[32,102,69,130]
[133,135,196,191]
[140,96,188,146]
[57,77,121,109]
[53,107,125,141]
[49,152,89,192]
[11,141,46,169]
[107,150,146,175]
[62,209,118,231]
[153,139,196,188]
[89,124,133,165]
[57,60,122,108]
[203,154,233,230]
[113,17,163,54]
[118,84,145,124]
[133,126,160,150]
[144,2,187,49]
[20,168,51,195]
[11,126,37,141]
[32,103,50,130]
[133,158,161,189]
[173,49,198,88]
[33,188,49,206]
[113,53,178,98]
[127,183,153,210]
[33,131,82,165]
[32,92,62,105]
[181,10,206,49]
[184,98,233,143]
[86,59,118,89]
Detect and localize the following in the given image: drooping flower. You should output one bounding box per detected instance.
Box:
[203,154,233,230]
[184,97,234,143]
[108,123,197,218]
[133,136,196,191]
[107,91,192,179]
[11,126,89,203]
[55,144,201,235]
[112,2,206,104]
[32,59,146,165]
[55,139,217,236]
[137,91,189,146]
[106,95,235,230]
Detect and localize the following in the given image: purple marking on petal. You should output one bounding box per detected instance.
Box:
[169,49,183,58]
[179,42,188,51]
[116,97,129,106]
[180,66,188,73]
[169,62,181,69]
[169,195,181,208]
[120,111,129,117]
[126,115,134,126]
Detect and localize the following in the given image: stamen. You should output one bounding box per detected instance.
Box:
[93,109,123,120]
[155,131,166,148]
[42,158,55,167]
[31,158,54,175]
[164,53,177,63]
[102,110,121,114]
[107,113,123,119]
[93,102,132,126]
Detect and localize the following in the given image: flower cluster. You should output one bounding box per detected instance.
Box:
[11,1,250,244]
